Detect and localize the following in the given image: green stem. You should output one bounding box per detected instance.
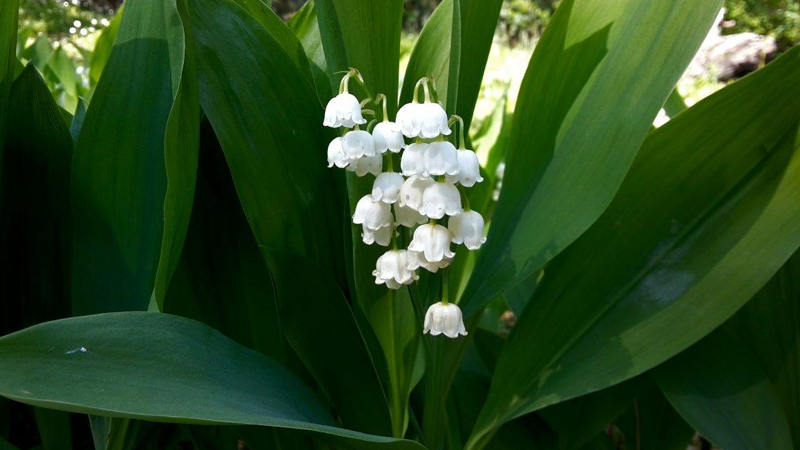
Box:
[441,268,449,305]
[413,77,429,103]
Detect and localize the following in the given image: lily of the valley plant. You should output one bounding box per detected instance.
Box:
[1,0,800,449]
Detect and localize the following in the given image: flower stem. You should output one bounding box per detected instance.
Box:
[441,268,450,305]
[384,151,394,172]
[413,77,428,103]
[458,184,471,211]
[450,115,466,149]
[374,93,389,122]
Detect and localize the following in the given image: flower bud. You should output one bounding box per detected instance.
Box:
[425,141,459,177]
[373,250,418,289]
[423,302,468,338]
[327,137,348,168]
[323,93,366,128]
[401,143,428,177]
[372,172,404,204]
[346,154,382,177]
[446,149,484,187]
[362,225,393,246]
[343,130,376,159]
[420,181,461,219]
[353,195,393,230]
[449,210,486,250]
[394,203,427,227]
[372,121,406,153]
[398,175,434,212]
[408,223,454,263]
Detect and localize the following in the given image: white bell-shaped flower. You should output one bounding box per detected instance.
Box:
[346,154,382,177]
[362,224,393,246]
[408,223,454,263]
[353,195,393,230]
[373,250,418,289]
[343,130,376,159]
[446,149,484,187]
[327,137,348,168]
[372,122,406,153]
[396,102,424,137]
[398,175,434,212]
[371,172,404,204]
[401,143,428,177]
[425,141,459,177]
[394,203,427,227]
[407,250,452,273]
[418,102,452,139]
[323,93,366,128]
[396,102,451,138]
[420,181,461,219]
[423,302,468,338]
[449,210,486,250]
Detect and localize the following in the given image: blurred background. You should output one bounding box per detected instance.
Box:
[15,0,800,128]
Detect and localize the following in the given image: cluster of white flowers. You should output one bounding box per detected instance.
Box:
[323,70,484,338]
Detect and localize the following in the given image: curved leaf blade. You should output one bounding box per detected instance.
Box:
[468,46,800,448]
[0,313,424,449]
[262,248,393,436]
[461,0,723,315]
[655,328,793,450]
[71,0,186,314]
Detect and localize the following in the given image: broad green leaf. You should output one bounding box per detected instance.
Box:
[539,377,648,450]
[164,121,283,361]
[152,0,200,311]
[614,388,694,450]
[262,248,393,436]
[316,0,403,111]
[725,252,800,444]
[20,36,52,71]
[189,0,344,282]
[0,437,16,450]
[43,47,80,112]
[399,0,502,131]
[0,313,423,449]
[71,0,186,314]
[467,45,800,449]
[460,0,723,316]
[662,88,688,119]
[70,98,87,141]
[655,328,793,450]
[33,408,72,450]
[287,0,331,102]
[88,7,123,90]
[0,65,73,335]
[0,0,18,179]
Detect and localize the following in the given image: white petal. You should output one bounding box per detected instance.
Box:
[353,195,393,230]
[425,141,459,177]
[401,143,428,177]
[343,130,376,159]
[372,121,406,153]
[371,172,404,203]
[394,203,427,227]
[398,175,434,211]
[448,210,486,250]
[420,181,461,219]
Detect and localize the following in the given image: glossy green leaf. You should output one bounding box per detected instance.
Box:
[34,408,72,450]
[0,65,73,335]
[152,0,200,311]
[88,7,123,90]
[0,313,423,449]
[287,0,330,102]
[262,248,392,436]
[43,47,80,112]
[190,0,344,281]
[399,0,502,131]
[70,98,87,141]
[655,327,793,450]
[539,377,648,450]
[71,0,186,314]
[0,0,18,177]
[20,36,52,71]
[614,388,694,450]
[655,251,800,449]
[467,45,800,449]
[164,121,283,361]
[460,0,723,316]
[316,0,403,111]
[725,252,800,444]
